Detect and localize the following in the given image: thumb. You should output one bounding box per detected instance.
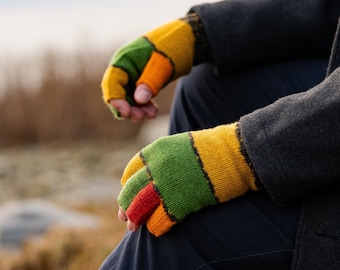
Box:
[134,84,153,104]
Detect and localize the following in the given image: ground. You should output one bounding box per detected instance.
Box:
[0,140,139,270]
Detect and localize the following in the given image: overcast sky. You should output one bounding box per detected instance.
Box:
[0,0,207,57]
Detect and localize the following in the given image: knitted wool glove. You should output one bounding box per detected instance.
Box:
[101,19,195,118]
[118,123,260,237]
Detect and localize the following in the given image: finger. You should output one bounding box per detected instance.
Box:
[136,51,173,96]
[109,99,131,119]
[127,220,140,232]
[134,84,153,104]
[130,107,146,122]
[126,182,161,226]
[121,152,145,185]
[102,66,129,101]
[147,204,177,237]
[118,207,128,222]
[118,165,150,210]
[140,103,159,119]
[128,103,159,121]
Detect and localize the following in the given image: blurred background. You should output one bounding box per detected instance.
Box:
[0,0,206,269]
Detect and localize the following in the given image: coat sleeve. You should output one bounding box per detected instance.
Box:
[239,67,340,204]
[191,0,339,72]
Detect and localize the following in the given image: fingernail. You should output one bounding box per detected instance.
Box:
[118,210,127,221]
[135,89,152,103]
[127,220,136,231]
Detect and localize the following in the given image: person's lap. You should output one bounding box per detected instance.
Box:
[100,58,328,270]
[101,191,300,270]
[169,59,328,133]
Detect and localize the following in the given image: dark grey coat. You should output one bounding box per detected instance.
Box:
[193,1,340,269]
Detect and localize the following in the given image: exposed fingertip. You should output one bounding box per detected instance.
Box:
[127,220,138,232]
[118,209,128,221]
[109,99,132,119]
[135,86,152,104]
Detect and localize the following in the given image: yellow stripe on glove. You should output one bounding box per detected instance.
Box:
[101,19,195,118]
[118,123,260,236]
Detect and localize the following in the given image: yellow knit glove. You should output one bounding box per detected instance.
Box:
[101,19,195,118]
[118,123,260,236]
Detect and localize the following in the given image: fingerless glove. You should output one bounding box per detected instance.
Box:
[101,12,212,119]
[101,19,195,117]
[118,123,260,236]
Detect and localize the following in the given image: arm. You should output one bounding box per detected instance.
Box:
[101,0,339,121]
[239,67,340,204]
[117,66,340,236]
[192,0,339,72]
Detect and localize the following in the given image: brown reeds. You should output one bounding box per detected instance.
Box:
[0,47,176,269]
[0,48,174,147]
[0,202,127,270]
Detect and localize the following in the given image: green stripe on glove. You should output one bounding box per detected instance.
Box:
[101,19,195,119]
[118,123,260,236]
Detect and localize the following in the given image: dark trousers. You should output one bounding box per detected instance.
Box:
[100,58,327,270]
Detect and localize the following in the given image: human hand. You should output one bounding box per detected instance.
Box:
[117,123,259,236]
[101,19,195,120]
[108,84,158,122]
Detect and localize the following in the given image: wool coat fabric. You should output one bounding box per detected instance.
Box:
[192,0,340,269]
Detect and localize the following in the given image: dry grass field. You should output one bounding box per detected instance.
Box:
[0,48,174,147]
[0,203,126,270]
[0,48,175,269]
